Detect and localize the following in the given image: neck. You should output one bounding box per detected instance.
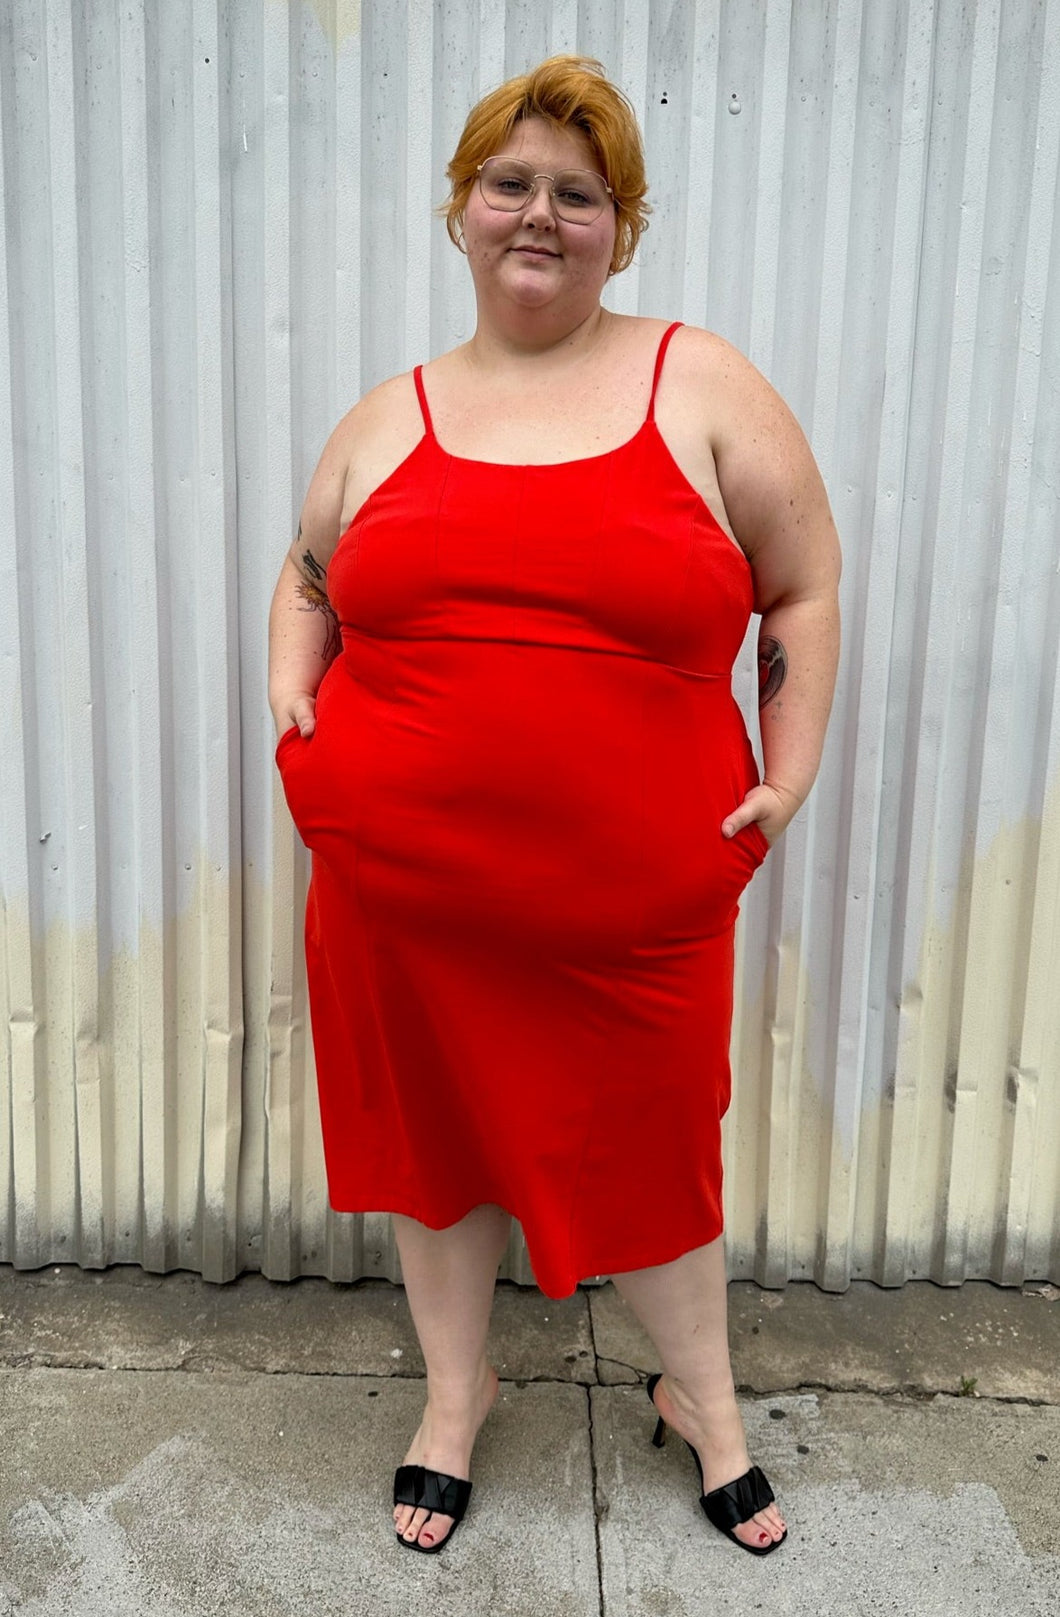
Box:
[466,302,612,370]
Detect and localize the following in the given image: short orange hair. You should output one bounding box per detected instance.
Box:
[442,55,650,276]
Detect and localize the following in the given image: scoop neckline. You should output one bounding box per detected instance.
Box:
[424,416,652,470]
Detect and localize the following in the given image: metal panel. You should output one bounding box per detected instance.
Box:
[1,0,1058,1289]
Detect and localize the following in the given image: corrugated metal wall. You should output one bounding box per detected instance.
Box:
[1,0,1058,1289]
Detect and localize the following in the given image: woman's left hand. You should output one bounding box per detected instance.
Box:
[721,781,801,848]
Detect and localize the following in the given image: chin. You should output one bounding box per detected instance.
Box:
[510,270,568,299]
[502,262,562,292]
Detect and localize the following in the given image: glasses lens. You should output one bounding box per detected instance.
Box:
[478,159,609,222]
[551,171,609,220]
[479,159,536,211]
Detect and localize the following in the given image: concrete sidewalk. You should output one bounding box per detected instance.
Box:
[1,1266,1057,1616]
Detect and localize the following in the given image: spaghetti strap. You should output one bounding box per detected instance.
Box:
[646,322,684,422]
[413,366,434,435]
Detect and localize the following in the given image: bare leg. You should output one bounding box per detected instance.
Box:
[611,1234,786,1549]
[390,1203,512,1549]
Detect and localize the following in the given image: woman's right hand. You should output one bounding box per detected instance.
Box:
[273,692,317,741]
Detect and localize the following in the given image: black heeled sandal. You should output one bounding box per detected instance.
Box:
[646,1372,787,1556]
[392,1463,472,1554]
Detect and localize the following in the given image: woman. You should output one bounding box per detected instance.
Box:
[269,56,840,1557]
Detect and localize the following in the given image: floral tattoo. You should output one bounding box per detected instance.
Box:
[296,572,341,662]
[758,635,787,708]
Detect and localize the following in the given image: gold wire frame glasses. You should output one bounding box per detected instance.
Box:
[475,157,614,223]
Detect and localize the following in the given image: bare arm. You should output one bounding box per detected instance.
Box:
[709,344,841,844]
[268,418,352,739]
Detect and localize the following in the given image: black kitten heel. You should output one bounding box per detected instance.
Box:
[646,1372,787,1556]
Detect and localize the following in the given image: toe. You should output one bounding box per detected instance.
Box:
[415,1512,454,1549]
[761,1505,787,1541]
[732,1505,785,1550]
[401,1505,429,1542]
[733,1518,774,1550]
[398,1504,457,1548]
[760,1503,786,1539]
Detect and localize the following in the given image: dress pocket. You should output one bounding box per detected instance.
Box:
[275,723,301,761]
[274,724,317,846]
[727,819,769,888]
[744,820,770,863]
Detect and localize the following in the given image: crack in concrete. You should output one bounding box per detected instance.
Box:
[736,1378,1057,1408]
[584,1385,606,1617]
[1,1358,1055,1410]
[584,1288,607,1617]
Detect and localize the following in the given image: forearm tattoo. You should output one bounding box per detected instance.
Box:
[292,523,341,659]
[296,580,341,661]
[758,635,788,708]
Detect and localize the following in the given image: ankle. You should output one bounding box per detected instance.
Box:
[423,1361,497,1414]
[665,1371,738,1417]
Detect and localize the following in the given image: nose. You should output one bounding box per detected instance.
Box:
[521,176,558,227]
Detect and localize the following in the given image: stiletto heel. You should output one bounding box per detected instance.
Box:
[645,1372,787,1556]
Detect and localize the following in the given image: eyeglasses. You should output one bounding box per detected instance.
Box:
[476,157,614,223]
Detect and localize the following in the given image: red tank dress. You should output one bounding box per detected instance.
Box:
[275,321,769,1299]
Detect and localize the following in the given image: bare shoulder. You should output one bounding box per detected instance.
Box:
[288,371,423,576]
[668,325,791,422]
[326,369,421,462]
[664,328,839,597]
[666,325,821,497]
[341,370,429,528]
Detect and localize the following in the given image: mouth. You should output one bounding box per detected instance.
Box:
[512,246,559,258]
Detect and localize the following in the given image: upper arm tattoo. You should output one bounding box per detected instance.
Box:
[301,549,326,583]
[295,520,328,582]
[758,635,787,708]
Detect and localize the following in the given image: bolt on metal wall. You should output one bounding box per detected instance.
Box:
[1,0,1058,1287]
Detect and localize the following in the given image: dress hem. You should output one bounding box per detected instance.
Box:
[323,1193,725,1301]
